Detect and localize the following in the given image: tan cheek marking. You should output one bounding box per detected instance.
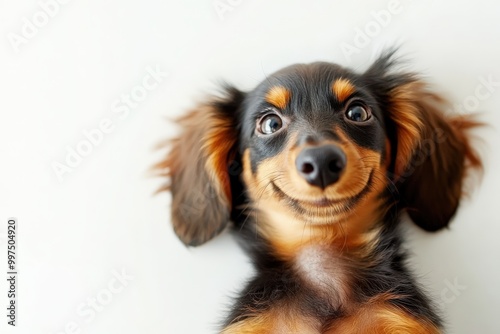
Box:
[243,132,298,203]
[242,148,296,239]
[332,128,382,196]
[332,78,356,102]
[265,86,291,109]
[326,128,388,235]
[245,153,285,201]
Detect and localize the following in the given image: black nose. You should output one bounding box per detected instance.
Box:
[295,145,346,189]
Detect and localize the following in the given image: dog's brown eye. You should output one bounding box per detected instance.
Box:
[258,114,283,135]
[346,105,370,122]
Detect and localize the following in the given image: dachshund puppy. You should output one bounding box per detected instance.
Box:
[156,51,481,333]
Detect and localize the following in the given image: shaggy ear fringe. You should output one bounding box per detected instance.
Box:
[152,86,245,246]
[364,50,484,231]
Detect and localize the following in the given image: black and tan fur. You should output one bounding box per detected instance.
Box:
[155,51,482,333]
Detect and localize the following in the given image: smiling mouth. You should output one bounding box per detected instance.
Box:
[270,170,374,215]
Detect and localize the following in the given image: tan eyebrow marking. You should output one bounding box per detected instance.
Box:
[265,86,291,109]
[332,78,356,102]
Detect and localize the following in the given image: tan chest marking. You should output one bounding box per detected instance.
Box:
[222,306,321,334]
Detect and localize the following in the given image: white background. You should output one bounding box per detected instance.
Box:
[1,0,499,333]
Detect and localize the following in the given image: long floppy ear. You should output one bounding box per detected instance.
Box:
[155,86,245,246]
[364,51,482,231]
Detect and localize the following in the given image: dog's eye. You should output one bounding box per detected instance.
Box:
[258,114,283,135]
[346,105,370,122]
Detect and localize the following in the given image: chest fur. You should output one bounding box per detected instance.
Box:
[294,245,352,308]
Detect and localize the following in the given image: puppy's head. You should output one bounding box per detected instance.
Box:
[158,51,481,246]
[239,62,388,230]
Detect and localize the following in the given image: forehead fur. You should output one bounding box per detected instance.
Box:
[251,62,361,115]
[332,78,356,102]
[240,62,385,147]
[265,86,291,109]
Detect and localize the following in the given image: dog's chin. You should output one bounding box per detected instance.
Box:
[270,170,374,223]
[297,196,345,208]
